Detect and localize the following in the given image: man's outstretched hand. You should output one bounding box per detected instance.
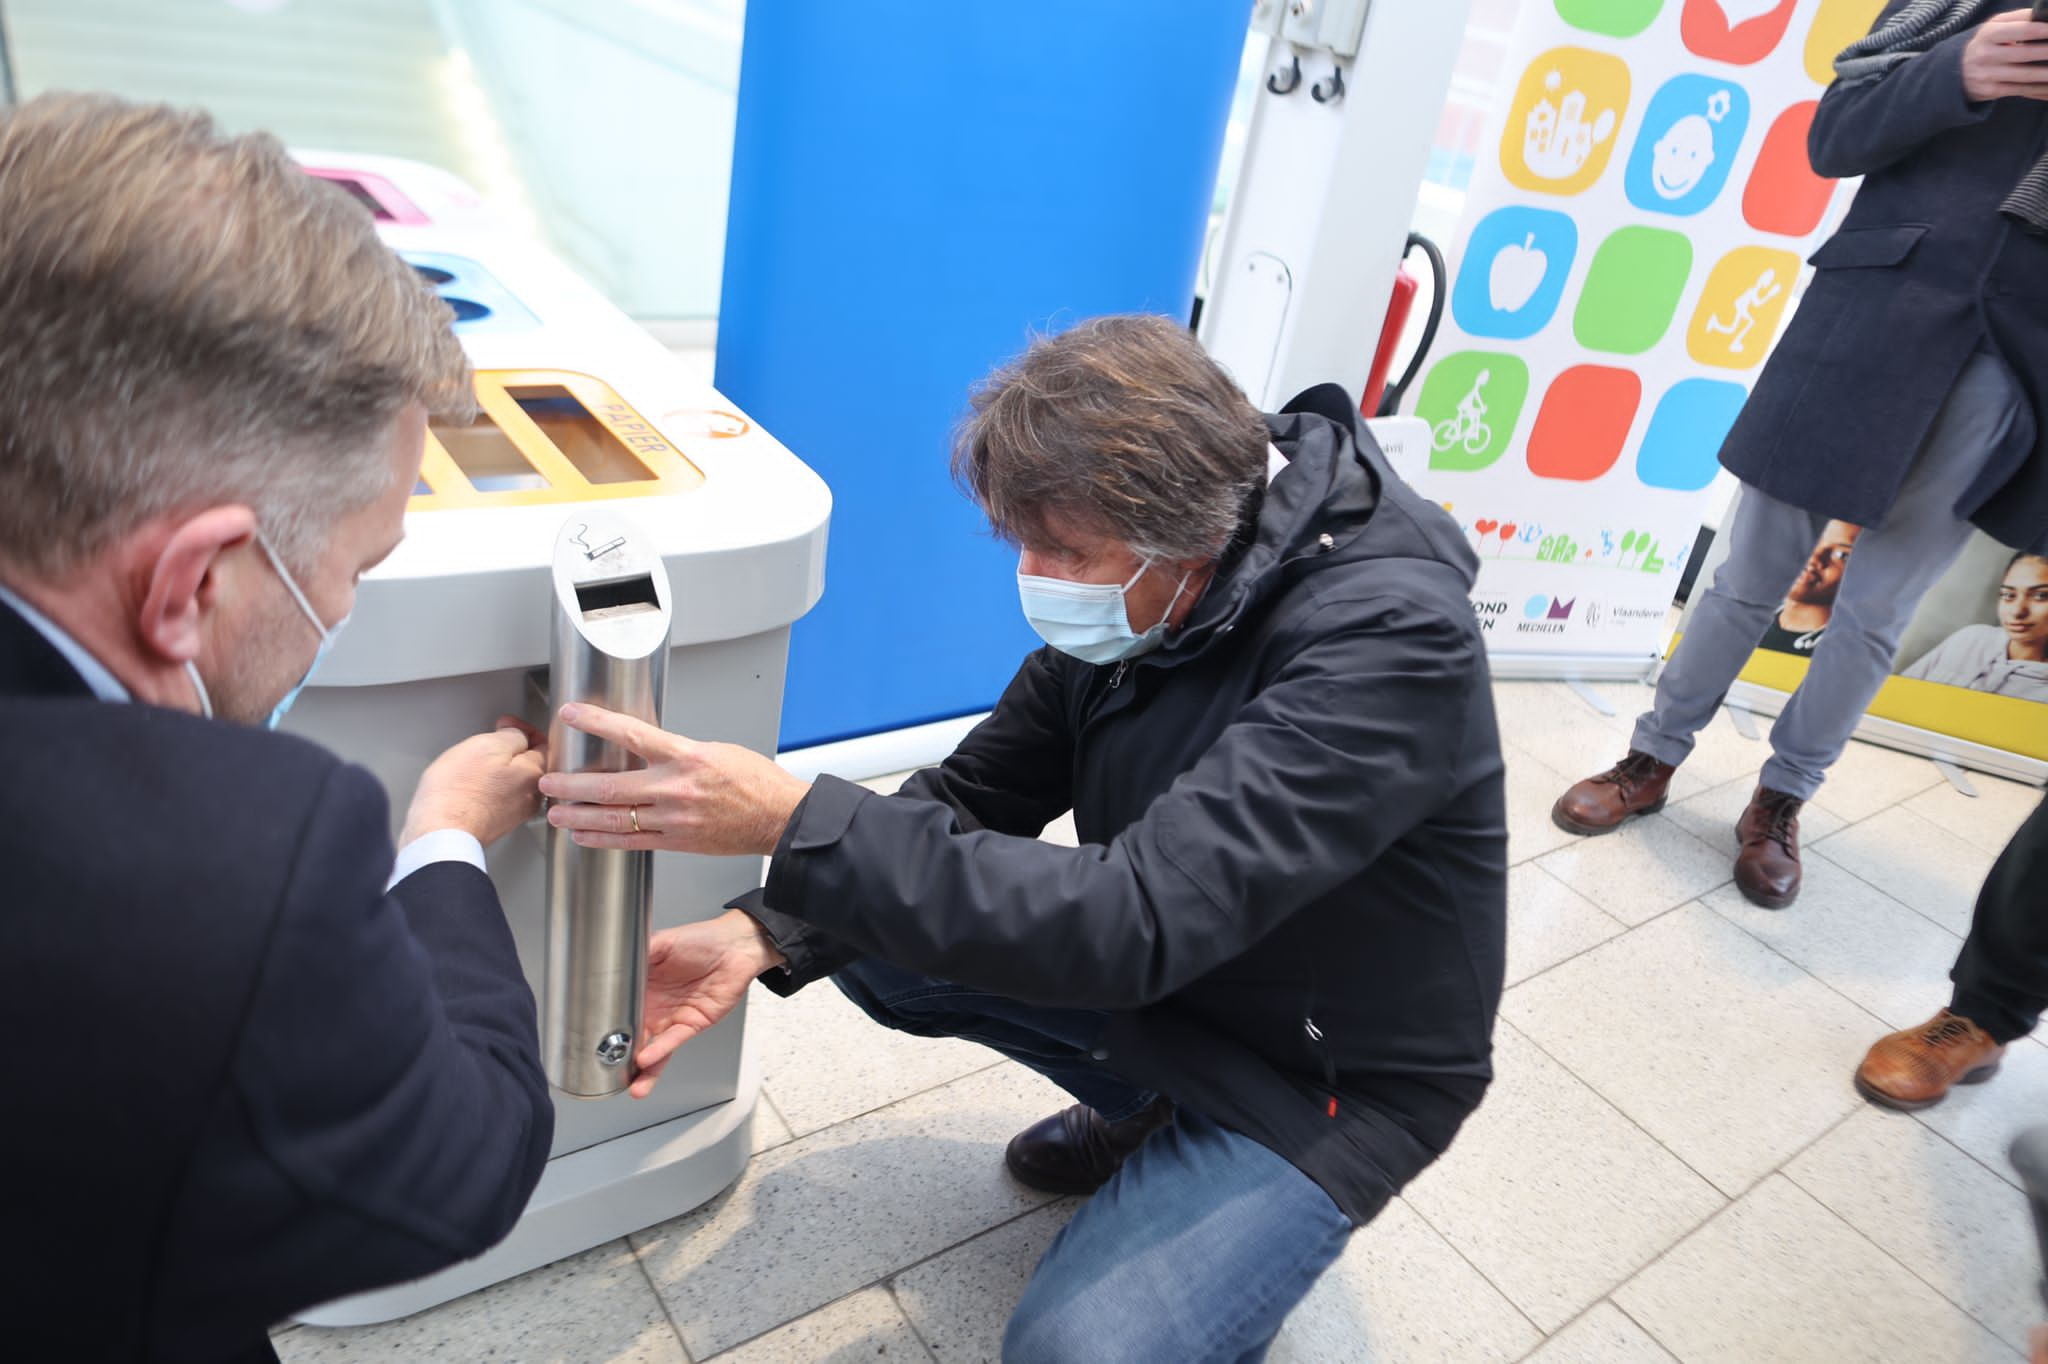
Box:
[540,703,810,857]
[631,909,787,1099]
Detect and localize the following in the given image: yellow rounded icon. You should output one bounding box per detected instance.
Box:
[1501,47,1633,196]
[1685,246,1803,370]
[1804,0,1887,86]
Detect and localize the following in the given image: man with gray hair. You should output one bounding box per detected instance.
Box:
[542,315,1509,1360]
[0,94,553,1361]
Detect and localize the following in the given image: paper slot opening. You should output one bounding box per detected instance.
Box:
[512,385,655,485]
[432,410,550,492]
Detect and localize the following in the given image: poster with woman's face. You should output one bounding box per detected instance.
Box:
[1898,544,2048,703]
[1689,522,2048,765]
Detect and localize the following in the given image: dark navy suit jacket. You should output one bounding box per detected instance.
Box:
[1720,0,2048,554]
[0,599,553,1362]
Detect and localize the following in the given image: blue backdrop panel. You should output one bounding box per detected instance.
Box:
[717,0,1247,751]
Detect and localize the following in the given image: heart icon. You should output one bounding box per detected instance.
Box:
[1474,519,1499,537]
[1715,0,1784,27]
[1499,523,1519,542]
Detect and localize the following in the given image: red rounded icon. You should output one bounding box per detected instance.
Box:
[1528,366,1642,482]
[1744,102,1837,236]
[1681,0,1798,66]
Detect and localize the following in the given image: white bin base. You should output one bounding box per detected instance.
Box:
[296,1030,761,1327]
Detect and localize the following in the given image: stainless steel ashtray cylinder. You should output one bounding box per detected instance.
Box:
[543,512,672,1098]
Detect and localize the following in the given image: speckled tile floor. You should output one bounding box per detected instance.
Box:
[276,681,2046,1363]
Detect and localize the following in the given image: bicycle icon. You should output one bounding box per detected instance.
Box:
[1433,370,1495,455]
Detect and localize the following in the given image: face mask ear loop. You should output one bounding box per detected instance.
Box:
[254,531,331,639]
[185,660,213,719]
[1150,566,1197,635]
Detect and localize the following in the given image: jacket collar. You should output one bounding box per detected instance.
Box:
[1156,384,1383,661]
[0,595,99,701]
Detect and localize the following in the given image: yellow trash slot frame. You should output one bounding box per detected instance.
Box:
[412,370,706,510]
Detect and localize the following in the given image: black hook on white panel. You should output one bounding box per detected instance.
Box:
[1266,53,1302,96]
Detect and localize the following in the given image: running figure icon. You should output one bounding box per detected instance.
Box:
[1704,268,1783,354]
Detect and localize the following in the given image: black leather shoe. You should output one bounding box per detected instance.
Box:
[1003,1097,1174,1195]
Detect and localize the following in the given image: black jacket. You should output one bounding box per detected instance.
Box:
[1719,0,2048,553]
[747,386,1508,1224]
[0,599,554,1363]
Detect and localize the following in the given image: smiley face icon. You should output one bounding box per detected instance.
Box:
[1651,99,1723,199]
[1625,76,1751,216]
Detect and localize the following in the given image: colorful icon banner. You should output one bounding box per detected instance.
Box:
[1400,0,1884,661]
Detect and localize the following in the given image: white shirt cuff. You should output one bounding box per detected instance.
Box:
[387,828,488,892]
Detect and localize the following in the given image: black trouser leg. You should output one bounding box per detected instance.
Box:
[1949,795,2048,1045]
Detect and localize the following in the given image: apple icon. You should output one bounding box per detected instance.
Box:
[1489,233,1548,314]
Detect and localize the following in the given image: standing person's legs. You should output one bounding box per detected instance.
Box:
[1630,486,1823,767]
[1951,795,2048,1044]
[1001,1111,1355,1364]
[1762,352,2022,799]
[1556,484,1820,834]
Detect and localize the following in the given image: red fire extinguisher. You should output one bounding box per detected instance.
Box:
[1361,233,1446,419]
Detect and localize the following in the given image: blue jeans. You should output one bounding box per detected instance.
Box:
[833,958,1355,1364]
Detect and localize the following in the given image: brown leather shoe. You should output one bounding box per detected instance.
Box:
[1735,786,1802,909]
[1003,1097,1174,1195]
[1854,1010,2005,1111]
[1551,751,1678,835]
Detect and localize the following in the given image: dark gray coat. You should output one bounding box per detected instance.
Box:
[1719,0,2048,553]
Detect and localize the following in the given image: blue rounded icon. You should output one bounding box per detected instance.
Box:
[1636,379,1749,491]
[1623,75,1751,217]
[1452,207,1579,341]
[1525,594,1551,620]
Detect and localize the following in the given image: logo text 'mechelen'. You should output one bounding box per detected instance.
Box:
[1519,594,1574,634]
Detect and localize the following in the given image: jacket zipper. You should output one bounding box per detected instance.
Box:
[1108,659,1129,690]
[1304,1016,1339,1118]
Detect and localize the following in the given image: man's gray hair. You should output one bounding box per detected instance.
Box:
[0,93,474,578]
[952,315,1270,563]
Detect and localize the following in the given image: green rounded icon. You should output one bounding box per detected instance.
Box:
[1555,0,1665,38]
[1574,226,1694,356]
[1414,352,1530,473]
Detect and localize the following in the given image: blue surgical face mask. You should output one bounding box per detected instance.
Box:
[1017,557,1193,666]
[255,533,348,730]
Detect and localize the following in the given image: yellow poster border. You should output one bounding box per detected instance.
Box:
[1673,633,2048,762]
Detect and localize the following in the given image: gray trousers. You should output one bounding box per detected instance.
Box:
[1634,351,2023,801]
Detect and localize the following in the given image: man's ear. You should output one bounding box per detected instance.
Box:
[136,506,260,665]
